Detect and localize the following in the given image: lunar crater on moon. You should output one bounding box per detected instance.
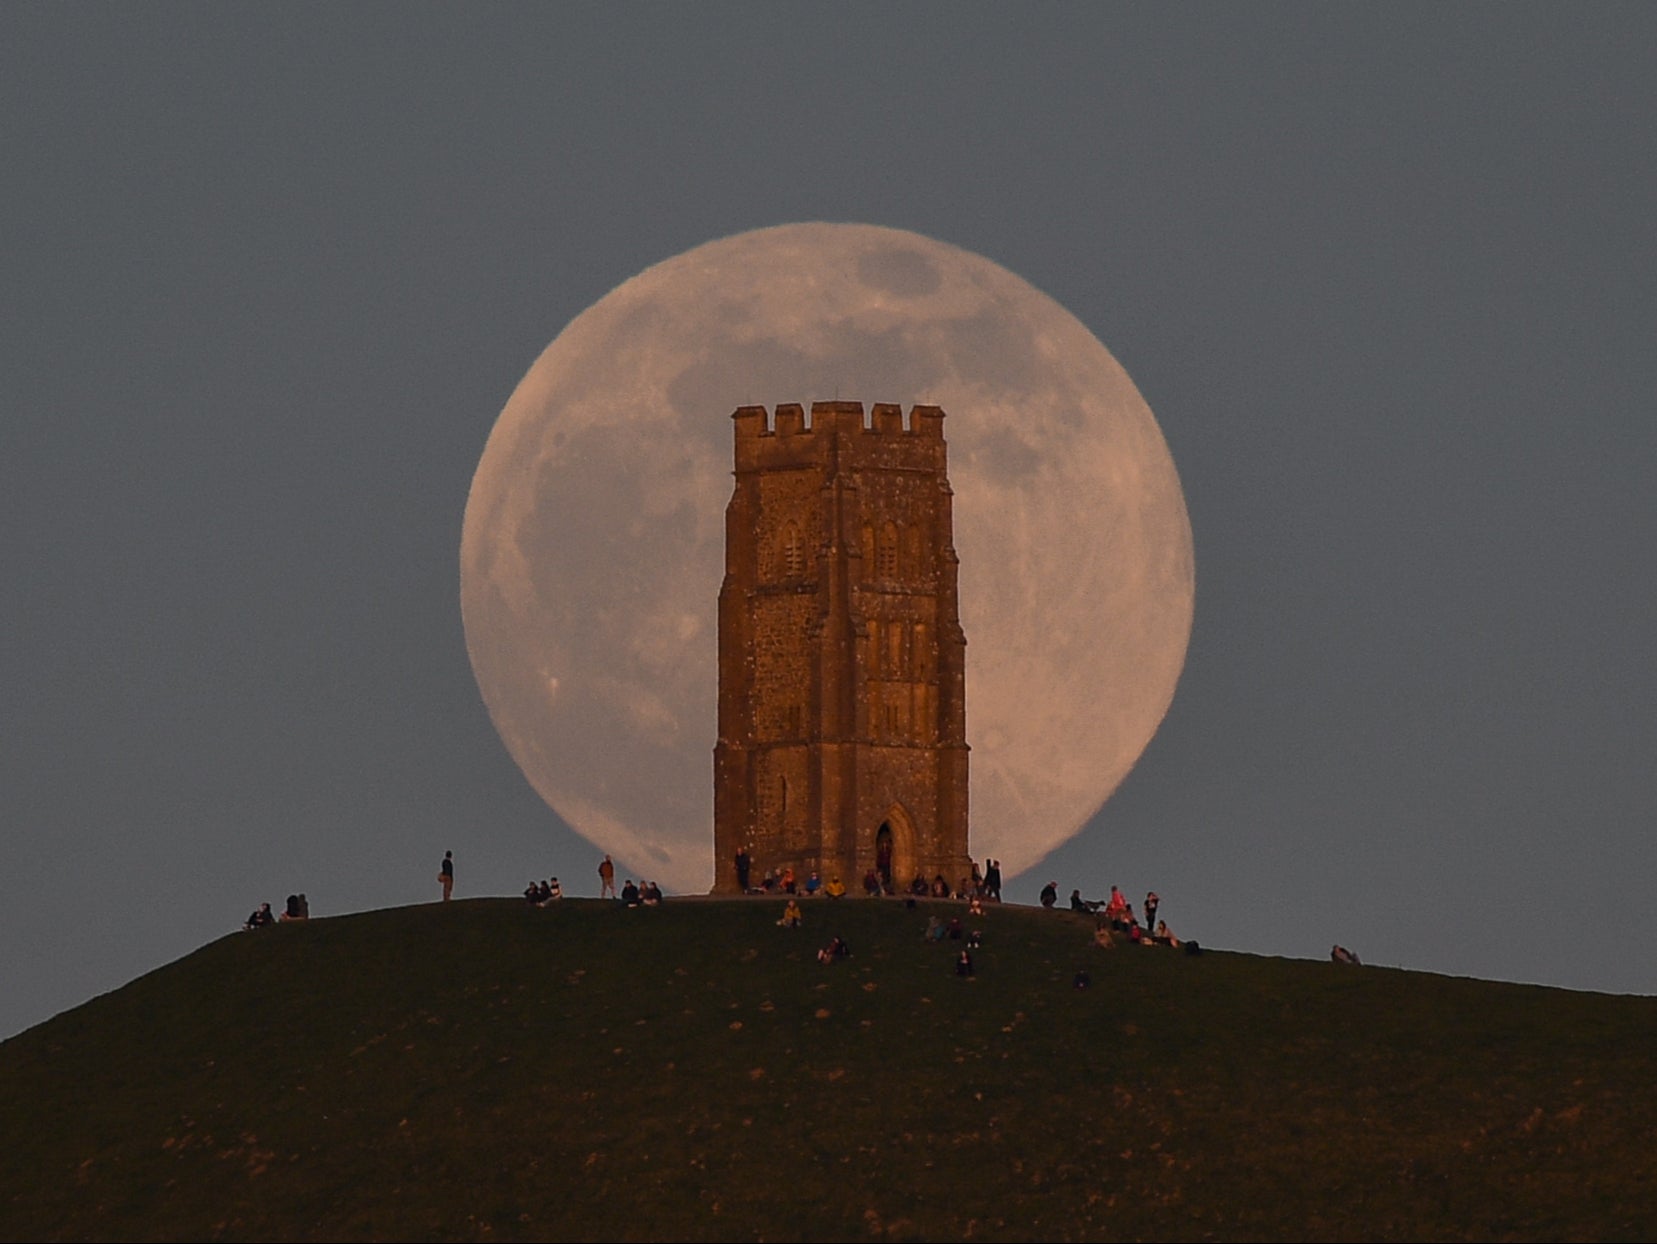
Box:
[462,223,1194,891]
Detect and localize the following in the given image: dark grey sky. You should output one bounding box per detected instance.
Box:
[4,6,1654,1038]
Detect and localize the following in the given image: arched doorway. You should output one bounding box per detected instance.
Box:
[873,803,917,895]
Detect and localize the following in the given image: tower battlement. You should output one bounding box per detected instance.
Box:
[732,401,946,439]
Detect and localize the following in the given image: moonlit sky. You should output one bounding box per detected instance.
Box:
[4,8,1655,1039]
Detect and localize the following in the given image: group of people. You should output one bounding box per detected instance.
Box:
[865,857,1005,903]
[522,878,563,905]
[243,894,309,930]
[736,848,1011,905]
[740,861,850,898]
[1035,880,1183,950]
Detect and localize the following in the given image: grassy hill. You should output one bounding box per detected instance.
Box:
[2,897,1654,1242]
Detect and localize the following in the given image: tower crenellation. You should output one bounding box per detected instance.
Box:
[730,401,948,438]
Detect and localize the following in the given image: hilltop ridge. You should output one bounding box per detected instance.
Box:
[2,897,1654,1241]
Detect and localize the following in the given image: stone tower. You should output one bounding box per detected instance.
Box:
[713,400,969,894]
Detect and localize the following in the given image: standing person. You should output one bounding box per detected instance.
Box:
[985,859,1002,902]
[439,851,454,902]
[1144,891,1160,931]
[735,846,751,893]
[598,854,616,899]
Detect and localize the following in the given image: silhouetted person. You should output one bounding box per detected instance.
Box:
[439,851,454,902]
[244,902,274,930]
[598,854,616,899]
[1040,881,1058,908]
[735,846,751,892]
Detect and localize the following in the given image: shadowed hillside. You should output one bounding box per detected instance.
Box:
[2,897,1654,1242]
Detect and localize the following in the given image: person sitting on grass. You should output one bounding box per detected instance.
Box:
[547,877,563,900]
[1093,920,1115,950]
[643,881,663,905]
[778,899,803,928]
[244,903,274,930]
[1153,920,1178,948]
[817,935,851,964]
[925,915,947,942]
[621,880,640,907]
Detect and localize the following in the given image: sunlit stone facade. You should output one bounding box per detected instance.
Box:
[713,401,969,894]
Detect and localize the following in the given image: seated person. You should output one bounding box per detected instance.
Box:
[1153,920,1178,948]
[281,894,304,921]
[931,874,949,898]
[524,882,542,905]
[909,875,929,897]
[643,881,663,905]
[947,917,964,940]
[925,916,946,942]
[778,899,803,928]
[1069,888,1089,912]
[547,878,563,900]
[955,949,974,977]
[863,869,882,897]
[1093,920,1115,950]
[621,880,641,907]
[804,871,822,896]
[968,895,985,917]
[244,902,274,930]
[824,875,846,899]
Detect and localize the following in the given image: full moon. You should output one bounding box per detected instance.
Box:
[461,223,1193,891]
